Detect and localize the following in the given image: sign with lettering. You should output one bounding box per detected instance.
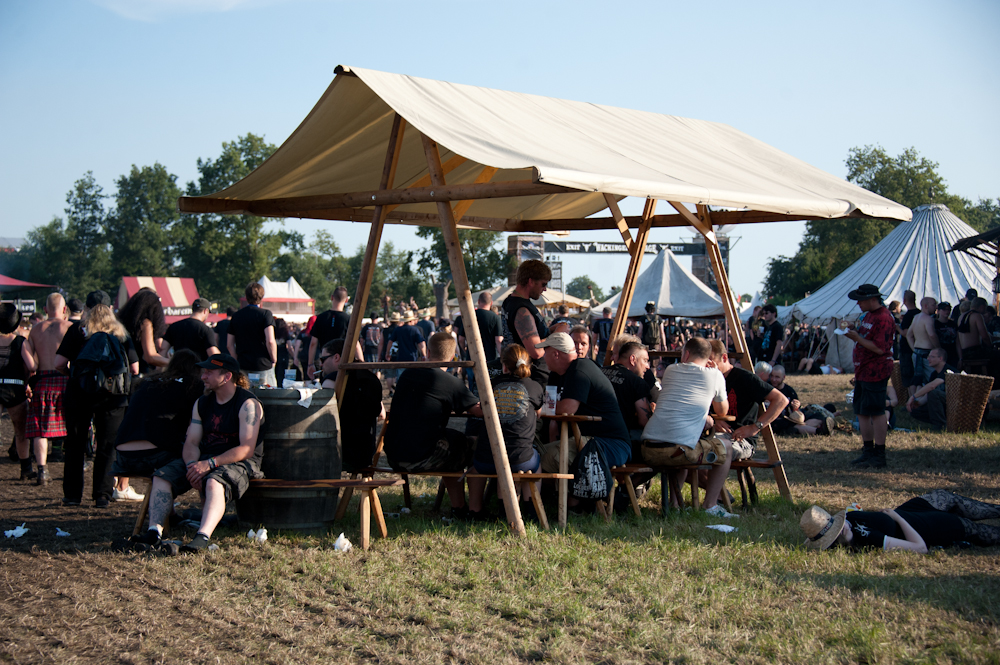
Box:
[544,241,712,255]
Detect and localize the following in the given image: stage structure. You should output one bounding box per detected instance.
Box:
[179,66,911,536]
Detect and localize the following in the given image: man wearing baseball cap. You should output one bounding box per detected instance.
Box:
[537,332,631,477]
[136,353,264,553]
[161,298,220,361]
[844,283,895,468]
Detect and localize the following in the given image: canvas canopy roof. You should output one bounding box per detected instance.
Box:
[597,248,724,318]
[179,66,911,230]
[790,204,993,323]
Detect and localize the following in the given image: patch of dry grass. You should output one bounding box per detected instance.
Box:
[1,375,998,664]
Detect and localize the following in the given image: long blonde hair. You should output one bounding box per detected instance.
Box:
[83,304,128,341]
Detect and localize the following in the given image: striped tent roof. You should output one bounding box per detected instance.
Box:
[117,276,209,323]
[790,204,993,323]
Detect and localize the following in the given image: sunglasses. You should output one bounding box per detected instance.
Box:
[318,355,334,363]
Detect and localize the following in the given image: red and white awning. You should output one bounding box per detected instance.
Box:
[117,276,221,323]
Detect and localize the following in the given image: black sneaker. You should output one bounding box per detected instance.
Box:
[129,530,162,552]
[180,533,211,554]
[62,497,81,506]
[95,496,110,508]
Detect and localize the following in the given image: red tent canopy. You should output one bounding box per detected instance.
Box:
[117,276,224,324]
[0,274,52,289]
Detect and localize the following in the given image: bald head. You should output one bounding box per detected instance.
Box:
[45,293,67,320]
[920,297,937,314]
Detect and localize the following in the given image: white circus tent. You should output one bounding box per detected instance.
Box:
[597,248,725,318]
[791,204,993,323]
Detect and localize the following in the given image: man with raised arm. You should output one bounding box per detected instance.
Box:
[134,354,264,554]
[500,260,551,384]
[26,293,73,485]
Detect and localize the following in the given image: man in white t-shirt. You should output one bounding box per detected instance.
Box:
[640,337,732,514]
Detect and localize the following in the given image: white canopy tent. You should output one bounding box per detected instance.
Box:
[447,285,586,309]
[179,65,912,530]
[255,275,315,323]
[597,248,724,318]
[791,204,992,323]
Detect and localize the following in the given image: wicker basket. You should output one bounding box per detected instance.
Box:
[945,373,994,433]
[890,360,908,405]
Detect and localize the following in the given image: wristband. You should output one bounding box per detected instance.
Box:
[209,457,218,470]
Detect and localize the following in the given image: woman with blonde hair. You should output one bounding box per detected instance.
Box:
[467,343,544,522]
[60,303,139,508]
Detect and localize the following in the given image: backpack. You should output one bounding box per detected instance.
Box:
[642,313,660,347]
[71,332,130,396]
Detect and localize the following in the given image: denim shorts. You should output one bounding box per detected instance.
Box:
[473,448,541,474]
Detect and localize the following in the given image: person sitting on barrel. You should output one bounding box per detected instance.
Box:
[142,353,264,554]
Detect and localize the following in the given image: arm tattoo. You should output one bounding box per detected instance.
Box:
[244,402,260,427]
[514,308,538,341]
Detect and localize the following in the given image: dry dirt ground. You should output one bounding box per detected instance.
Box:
[1,374,998,664]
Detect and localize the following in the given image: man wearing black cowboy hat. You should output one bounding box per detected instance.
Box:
[844,284,895,468]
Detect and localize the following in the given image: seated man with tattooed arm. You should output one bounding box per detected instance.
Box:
[135,354,265,554]
[500,260,551,384]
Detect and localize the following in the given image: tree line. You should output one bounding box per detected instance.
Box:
[763,145,1000,304]
[2,133,510,312]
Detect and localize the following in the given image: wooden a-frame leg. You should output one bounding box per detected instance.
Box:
[133,487,151,537]
[359,489,371,551]
[371,488,388,539]
[527,481,550,531]
[625,476,641,517]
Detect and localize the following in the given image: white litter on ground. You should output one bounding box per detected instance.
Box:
[55,528,71,537]
[334,533,353,552]
[247,528,268,543]
[706,524,737,533]
[208,544,220,551]
[399,507,411,514]
[4,523,28,538]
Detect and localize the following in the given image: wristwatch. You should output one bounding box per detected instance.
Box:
[754,421,764,431]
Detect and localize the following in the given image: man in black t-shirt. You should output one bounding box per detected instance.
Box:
[600,341,653,454]
[752,304,785,365]
[384,333,481,515]
[905,347,954,430]
[320,339,385,472]
[162,298,220,361]
[898,290,918,386]
[308,287,351,378]
[537,332,631,473]
[457,291,503,390]
[590,308,614,365]
[709,340,787,459]
[227,283,277,385]
[500,260,551,384]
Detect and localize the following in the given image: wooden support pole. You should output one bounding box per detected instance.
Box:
[605,198,657,366]
[685,203,792,501]
[603,193,634,252]
[421,132,526,537]
[334,114,406,407]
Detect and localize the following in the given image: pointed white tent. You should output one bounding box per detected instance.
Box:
[255,276,315,323]
[597,248,725,318]
[791,204,993,323]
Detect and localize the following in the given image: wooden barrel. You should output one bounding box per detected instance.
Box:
[237,389,342,532]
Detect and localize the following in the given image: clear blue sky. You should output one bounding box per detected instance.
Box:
[1,0,997,299]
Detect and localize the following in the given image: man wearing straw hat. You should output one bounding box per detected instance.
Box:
[844,284,895,468]
[800,490,1000,552]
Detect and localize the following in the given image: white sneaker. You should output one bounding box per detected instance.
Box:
[112,486,145,502]
[705,504,739,518]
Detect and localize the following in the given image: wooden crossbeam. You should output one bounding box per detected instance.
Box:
[452,166,498,224]
[603,193,633,251]
[605,198,657,365]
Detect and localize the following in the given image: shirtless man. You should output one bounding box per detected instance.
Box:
[956,297,992,369]
[26,293,73,485]
[905,297,939,386]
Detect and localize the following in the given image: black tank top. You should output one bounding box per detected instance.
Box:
[501,295,550,383]
[957,312,974,334]
[197,386,264,461]
[0,336,27,384]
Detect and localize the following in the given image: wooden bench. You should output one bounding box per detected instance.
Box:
[608,464,654,518]
[341,468,573,530]
[249,478,404,550]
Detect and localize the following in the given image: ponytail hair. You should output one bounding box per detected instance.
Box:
[502,344,531,379]
[233,373,251,390]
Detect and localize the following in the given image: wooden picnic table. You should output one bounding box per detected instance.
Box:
[542,413,602,529]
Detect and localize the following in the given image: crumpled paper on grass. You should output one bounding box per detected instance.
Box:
[5,523,28,538]
[706,524,737,533]
[334,533,352,552]
[247,527,268,543]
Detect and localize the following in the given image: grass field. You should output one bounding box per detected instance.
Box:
[2,374,999,664]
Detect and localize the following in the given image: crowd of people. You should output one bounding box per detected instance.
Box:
[6,268,997,555]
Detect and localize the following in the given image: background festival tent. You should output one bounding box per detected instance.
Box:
[597,248,724,318]
[0,274,52,290]
[448,285,587,310]
[116,276,224,324]
[739,290,795,324]
[251,276,315,323]
[790,204,993,323]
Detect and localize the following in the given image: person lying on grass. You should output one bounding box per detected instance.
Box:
[801,490,1000,553]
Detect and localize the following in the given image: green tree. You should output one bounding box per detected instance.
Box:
[414,227,511,294]
[270,230,351,314]
[566,275,604,302]
[107,163,180,278]
[177,134,283,306]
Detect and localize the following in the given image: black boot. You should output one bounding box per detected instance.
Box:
[36,466,49,486]
[859,446,887,469]
[19,458,36,481]
[850,441,874,465]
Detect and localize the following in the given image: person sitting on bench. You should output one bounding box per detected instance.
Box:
[137,353,264,554]
[640,337,732,516]
[467,344,544,522]
[319,338,385,473]
[802,490,1000,552]
[383,332,482,518]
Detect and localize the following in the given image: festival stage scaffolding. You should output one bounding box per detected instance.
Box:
[179,66,912,536]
